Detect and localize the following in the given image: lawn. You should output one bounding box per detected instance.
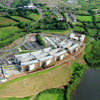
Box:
[10,16,31,23]
[0,63,71,98]
[28,13,40,21]
[0,16,17,25]
[77,15,92,22]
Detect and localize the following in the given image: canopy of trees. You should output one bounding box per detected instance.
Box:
[36,34,46,46]
[84,40,100,67]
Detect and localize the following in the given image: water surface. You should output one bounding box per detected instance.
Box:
[72,68,100,100]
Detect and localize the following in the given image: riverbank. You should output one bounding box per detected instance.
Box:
[33,63,87,100]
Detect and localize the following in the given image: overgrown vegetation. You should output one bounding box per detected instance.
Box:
[34,88,65,100]
[84,40,100,67]
[36,33,46,46]
[0,8,40,49]
[66,63,87,100]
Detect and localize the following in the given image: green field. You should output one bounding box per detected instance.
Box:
[77,0,100,9]
[77,15,92,22]
[29,13,40,21]
[34,89,64,100]
[10,16,31,23]
[0,26,23,48]
[0,26,21,40]
[35,93,60,100]
[0,16,17,25]
[96,15,100,22]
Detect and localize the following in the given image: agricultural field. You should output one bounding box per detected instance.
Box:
[28,13,40,21]
[0,26,21,41]
[96,15,100,22]
[0,16,17,25]
[35,0,64,7]
[77,0,100,9]
[10,16,31,23]
[0,26,23,48]
[77,15,92,22]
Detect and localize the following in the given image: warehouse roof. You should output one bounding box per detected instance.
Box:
[21,60,39,66]
[38,56,53,62]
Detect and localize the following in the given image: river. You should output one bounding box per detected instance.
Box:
[72,68,100,100]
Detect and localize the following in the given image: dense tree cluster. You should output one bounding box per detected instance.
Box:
[35,16,68,30]
[84,40,100,67]
[36,34,46,47]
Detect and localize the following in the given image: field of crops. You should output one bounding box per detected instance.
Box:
[0,16,17,25]
[77,15,92,22]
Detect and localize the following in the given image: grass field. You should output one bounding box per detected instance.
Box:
[77,0,100,9]
[77,15,92,22]
[28,13,40,21]
[0,16,17,25]
[34,93,61,100]
[0,26,21,40]
[10,16,31,23]
[32,28,71,35]
[0,63,71,98]
[96,15,100,22]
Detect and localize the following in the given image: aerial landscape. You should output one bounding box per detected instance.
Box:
[0,0,100,100]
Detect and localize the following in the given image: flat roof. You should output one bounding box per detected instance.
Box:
[54,50,66,57]
[21,60,39,66]
[68,43,79,51]
[38,56,53,62]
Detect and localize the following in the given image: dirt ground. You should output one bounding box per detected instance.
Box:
[0,63,71,98]
[0,44,85,98]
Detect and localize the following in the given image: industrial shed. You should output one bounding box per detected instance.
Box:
[63,40,74,49]
[38,56,54,68]
[68,43,79,54]
[21,60,39,72]
[54,50,67,61]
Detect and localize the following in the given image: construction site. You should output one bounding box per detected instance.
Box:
[0,33,86,83]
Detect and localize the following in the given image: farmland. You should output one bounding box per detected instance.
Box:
[77,0,100,9]
[29,13,40,21]
[10,16,31,23]
[0,26,21,41]
[0,16,17,25]
[77,15,92,22]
